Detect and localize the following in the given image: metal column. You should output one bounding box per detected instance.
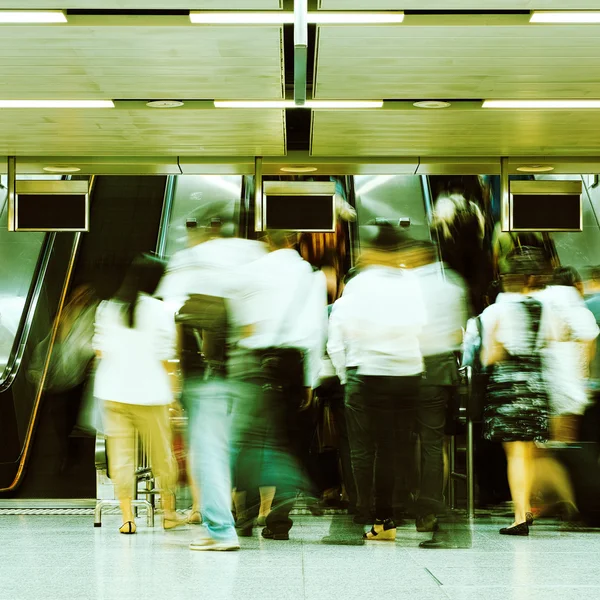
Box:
[500,156,510,232]
[254,157,264,232]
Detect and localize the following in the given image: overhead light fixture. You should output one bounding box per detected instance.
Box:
[190,11,294,24]
[43,166,82,173]
[190,11,403,25]
[0,100,114,108]
[146,100,185,108]
[214,100,383,109]
[530,11,600,23]
[483,100,600,109]
[308,12,404,24]
[516,165,555,173]
[280,166,318,173]
[0,10,67,23]
[413,100,451,109]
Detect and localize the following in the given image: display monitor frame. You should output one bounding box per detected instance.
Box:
[509,180,583,233]
[14,180,90,232]
[261,181,337,233]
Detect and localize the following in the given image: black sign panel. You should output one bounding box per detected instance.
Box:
[16,194,88,231]
[511,194,582,232]
[265,194,335,231]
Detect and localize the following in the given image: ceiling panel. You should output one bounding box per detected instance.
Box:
[319,1,600,8]
[0,108,286,156]
[314,22,600,100]
[311,108,600,157]
[0,1,282,8]
[0,22,283,100]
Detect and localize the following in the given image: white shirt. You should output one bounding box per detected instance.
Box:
[327,266,427,383]
[412,262,468,357]
[93,296,176,406]
[535,286,599,416]
[228,248,328,388]
[156,237,268,312]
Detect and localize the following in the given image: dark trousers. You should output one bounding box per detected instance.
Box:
[230,351,311,534]
[416,384,448,516]
[345,370,420,521]
[316,377,357,508]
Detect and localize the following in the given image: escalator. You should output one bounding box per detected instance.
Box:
[0,176,168,498]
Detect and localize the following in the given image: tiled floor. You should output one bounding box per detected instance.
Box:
[1,513,600,600]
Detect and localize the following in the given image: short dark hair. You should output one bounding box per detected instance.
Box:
[553,265,583,288]
[361,221,413,252]
[266,230,298,249]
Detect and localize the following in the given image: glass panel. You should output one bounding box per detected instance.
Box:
[0,175,52,377]
[354,175,429,241]
[163,175,243,258]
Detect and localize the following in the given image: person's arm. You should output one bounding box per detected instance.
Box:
[480,310,503,367]
[92,303,106,359]
[327,300,347,385]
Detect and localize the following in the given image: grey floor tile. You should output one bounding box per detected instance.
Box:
[442,586,600,600]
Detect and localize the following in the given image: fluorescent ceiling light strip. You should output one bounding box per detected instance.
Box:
[0,100,114,108]
[308,12,404,24]
[190,11,403,25]
[483,100,600,109]
[190,11,293,24]
[0,11,66,23]
[214,100,383,109]
[530,11,600,23]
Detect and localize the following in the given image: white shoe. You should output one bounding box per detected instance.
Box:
[190,538,240,552]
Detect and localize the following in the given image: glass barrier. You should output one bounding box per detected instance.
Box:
[0,176,54,377]
[163,175,243,258]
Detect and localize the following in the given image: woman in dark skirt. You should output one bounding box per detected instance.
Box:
[481,249,554,536]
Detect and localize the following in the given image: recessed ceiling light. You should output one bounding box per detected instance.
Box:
[43,166,82,173]
[280,166,318,173]
[214,100,383,109]
[0,100,114,108]
[0,10,66,23]
[516,165,555,173]
[483,100,600,109]
[530,11,600,23]
[146,100,185,108]
[413,101,451,109]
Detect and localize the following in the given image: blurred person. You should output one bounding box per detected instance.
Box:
[404,240,468,532]
[480,248,554,535]
[228,230,328,541]
[535,266,599,442]
[328,223,426,540]
[157,207,267,551]
[581,266,600,447]
[94,254,184,534]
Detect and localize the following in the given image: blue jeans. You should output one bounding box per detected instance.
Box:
[185,373,237,543]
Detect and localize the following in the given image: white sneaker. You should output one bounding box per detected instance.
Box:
[190,538,240,552]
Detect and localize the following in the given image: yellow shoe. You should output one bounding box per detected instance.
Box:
[163,513,188,530]
[119,521,136,535]
[363,519,396,541]
[188,511,203,525]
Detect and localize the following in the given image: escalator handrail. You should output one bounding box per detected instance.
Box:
[0,232,57,392]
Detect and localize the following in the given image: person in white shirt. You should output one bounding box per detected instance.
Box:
[157,209,267,551]
[228,230,328,541]
[328,224,426,541]
[534,266,599,441]
[405,240,468,534]
[94,254,182,534]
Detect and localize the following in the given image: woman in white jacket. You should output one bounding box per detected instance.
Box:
[94,255,183,534]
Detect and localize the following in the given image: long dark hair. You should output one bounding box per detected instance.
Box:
[113,254,166,328]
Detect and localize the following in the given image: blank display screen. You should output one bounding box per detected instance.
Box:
[265,195,335,231]
[16,194,88,231]
[511,194,581,231]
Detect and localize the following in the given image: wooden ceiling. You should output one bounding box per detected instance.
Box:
[1,2,600,161]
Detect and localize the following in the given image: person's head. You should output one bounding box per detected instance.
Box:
[114,254,167,327]
[583,266,600,294]
[552,265,584,296]
[359,220,411,268]
[499,247,552,294]
[400,239,438,269]
[265,230,298,251]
